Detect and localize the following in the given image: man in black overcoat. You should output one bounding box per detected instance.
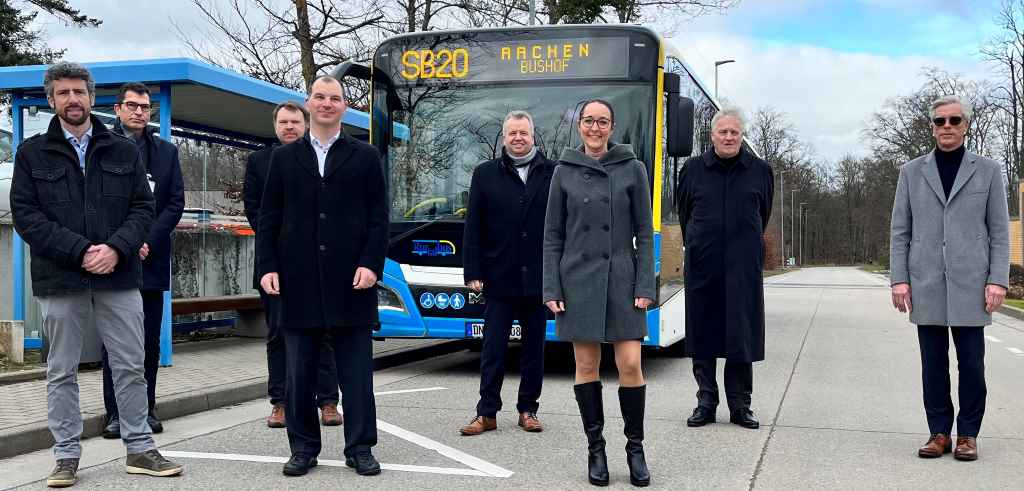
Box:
[257,76,388,477]
[676,106,774,430]
[244,101,341,429]
[460,110,554,436]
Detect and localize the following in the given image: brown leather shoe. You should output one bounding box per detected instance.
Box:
[459,416,497,436]
[518,412,544,432]
[954,436,978,461]
[320,404,343,426]
[917,433,952,458]
[267,404,286,428]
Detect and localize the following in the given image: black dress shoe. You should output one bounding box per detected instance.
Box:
[148,413,164,434]
[282,454,318,476]
[345,452,382,476]
[729,408,760,429]
[686,407,715,427]
[102,417,121,439]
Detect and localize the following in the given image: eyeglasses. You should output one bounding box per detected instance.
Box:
[122,102,153,113]
[581,117,612,129]
[932,116,963,127]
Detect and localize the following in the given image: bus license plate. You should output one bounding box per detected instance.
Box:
[466,322,521,340]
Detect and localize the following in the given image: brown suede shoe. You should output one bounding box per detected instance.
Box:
[917,433,952,458]
[267,404,286,428]
[459,416,497,436]
[518,412,544,432]
[320,404,343,426]
[954,436,978,461]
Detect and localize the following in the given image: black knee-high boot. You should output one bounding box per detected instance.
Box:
[574,381,609,486]
[619,385,650,487]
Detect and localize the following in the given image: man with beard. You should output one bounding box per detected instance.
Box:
[10,62,183,487]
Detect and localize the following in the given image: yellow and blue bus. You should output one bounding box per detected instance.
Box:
[338,24,720,353]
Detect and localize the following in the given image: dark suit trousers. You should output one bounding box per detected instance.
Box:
[102,289,162,418]
[476,296,546,417]
[917,325,986,437]
[260,290,338,407]
[284,325,377,458]
[692,358,753,411]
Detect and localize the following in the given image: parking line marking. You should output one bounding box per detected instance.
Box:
[377,420,515,478]
[160,451,491,477]
[1008,347,1024,355]
[985,335,1003,343]
[375,387,448,396]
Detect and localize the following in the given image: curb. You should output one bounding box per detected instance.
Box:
[997,304,1024,322]
[0,368,47,386]
[0,339,465,460]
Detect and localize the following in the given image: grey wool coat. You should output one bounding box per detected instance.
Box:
[890,149,1010,327]
[542,144,656,342]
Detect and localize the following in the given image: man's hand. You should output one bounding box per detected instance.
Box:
[545,300,565,314]
[634,297,654,309]
[467,280,483,293]
[985,284,1007,314]
[353,267,377,290]
[82,245,119,275]
[891,283,912,313]
[139,243,150,260]
[261,272,280,295]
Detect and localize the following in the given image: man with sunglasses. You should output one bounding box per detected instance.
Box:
[890,95,1009,462]
[101,82,184,440]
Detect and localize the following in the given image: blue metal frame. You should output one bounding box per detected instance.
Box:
[158,84,174,366]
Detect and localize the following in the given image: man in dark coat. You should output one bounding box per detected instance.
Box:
[10,61,182,486]
[244,101,341,429]
[460,110,554,436]
[257,75,387,477]
[676,106,774,430]
[101,82,184,439]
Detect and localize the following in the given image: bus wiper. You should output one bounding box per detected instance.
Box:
[389,213,461,246]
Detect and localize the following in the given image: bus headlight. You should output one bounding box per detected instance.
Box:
[377,283,407,313]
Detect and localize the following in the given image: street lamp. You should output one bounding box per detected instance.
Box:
[799,202,809,266]
[790,190,796,264]
[714,59,735,100]
[779,170,785,268]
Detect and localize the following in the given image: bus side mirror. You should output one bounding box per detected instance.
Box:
[667,95,694,158]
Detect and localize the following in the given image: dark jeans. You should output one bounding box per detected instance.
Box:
[284,325,377,458]
[102,289,162,419]
[260,289,338,408]
[476,295,546,417]
[692,358,753,412]
[917,325,987,437]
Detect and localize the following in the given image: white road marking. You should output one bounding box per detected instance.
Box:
[985,335,1003,343]
[374,387,448,396]
[377,419,514,478]
[1007,347,1024,355]
[160,451,491,477]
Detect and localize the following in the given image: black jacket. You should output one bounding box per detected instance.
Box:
[463,149,555,298]
[243,145,274,289]
[11,115,155,297]
[114,121,184,291]
[256,133,388,328]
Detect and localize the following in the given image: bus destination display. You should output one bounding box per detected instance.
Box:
[390,37,630,83]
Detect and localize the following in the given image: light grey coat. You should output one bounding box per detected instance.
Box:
[890,149,1010,326]
[542,144,656,342]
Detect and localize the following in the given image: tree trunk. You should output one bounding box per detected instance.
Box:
[294,0,316,89]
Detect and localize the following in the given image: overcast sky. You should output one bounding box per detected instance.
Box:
[25,0,1007,162]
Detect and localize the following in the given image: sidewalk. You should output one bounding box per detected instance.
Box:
[0,336,461,459]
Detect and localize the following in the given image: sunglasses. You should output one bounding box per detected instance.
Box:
[932,116,963,127]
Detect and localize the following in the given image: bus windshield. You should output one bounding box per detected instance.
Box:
[382,82,654,223]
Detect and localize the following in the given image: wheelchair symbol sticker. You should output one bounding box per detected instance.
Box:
[419,292,435,309]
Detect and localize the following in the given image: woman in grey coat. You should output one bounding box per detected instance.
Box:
[543,100,656,487]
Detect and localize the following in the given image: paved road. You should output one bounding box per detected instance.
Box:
[4,267,1024,489]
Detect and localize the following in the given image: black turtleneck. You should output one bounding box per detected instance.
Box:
[715,152,741,168]
[935,145,964,198]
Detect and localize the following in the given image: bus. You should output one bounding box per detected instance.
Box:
[338,24,720,353]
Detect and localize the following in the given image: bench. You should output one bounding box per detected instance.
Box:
[171,294,266,338]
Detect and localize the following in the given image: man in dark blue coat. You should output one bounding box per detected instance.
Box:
[460,111,553,436]
[101,82,184,439]
[257,76,388,477]
[677,106,773,430]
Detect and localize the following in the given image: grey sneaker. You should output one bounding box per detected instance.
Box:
[125,449,183,477]
[47,458,79,488]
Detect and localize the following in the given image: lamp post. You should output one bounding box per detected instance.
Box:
[790,190,796,264]
[779,170,785,268]
[714,59,735,100]
[799,202,809,266]
[528,0,536,24]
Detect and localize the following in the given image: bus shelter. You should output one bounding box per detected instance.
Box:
[1,58,371,365]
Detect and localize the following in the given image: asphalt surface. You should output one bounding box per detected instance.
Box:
[3,267,1024,490]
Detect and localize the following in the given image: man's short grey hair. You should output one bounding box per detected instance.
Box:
[711,105,745,132]
[929,95,973,122]
[503,110,534,134]
[44,61,95,98]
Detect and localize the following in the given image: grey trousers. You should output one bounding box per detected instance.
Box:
[38,289,156,459]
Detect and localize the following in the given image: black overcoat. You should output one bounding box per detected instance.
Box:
[676,148,774,362]
[256,133,388,329]
[243,145,274,289]
[462,149,555,298]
